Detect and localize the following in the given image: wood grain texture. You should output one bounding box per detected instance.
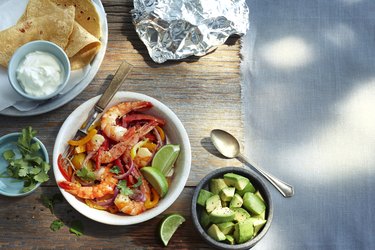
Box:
[0,0,243,248]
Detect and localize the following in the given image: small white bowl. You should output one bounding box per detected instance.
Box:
[8,40,70,101]
[53,91,192,225]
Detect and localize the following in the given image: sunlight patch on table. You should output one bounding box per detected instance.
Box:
[260,36,314,69]
[324,23,356,48]
[284,78,375,180]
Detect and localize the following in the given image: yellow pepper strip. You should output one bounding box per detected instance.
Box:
[143,142,157,152]
[130,139,149,159]
[68,129,97,146]
[155,126,165,141]
[74,144,86,154]
[145,188,160,209]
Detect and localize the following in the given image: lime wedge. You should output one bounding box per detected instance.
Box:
[140,166,169,197]
[152,144,180,176]
[159,213,186,246]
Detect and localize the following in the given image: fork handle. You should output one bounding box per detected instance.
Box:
[95,61,134,112]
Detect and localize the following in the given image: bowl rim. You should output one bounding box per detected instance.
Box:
[53,91,192,225]
[191,166,273,250]
[8,40,71,101]
[0,132,49,197]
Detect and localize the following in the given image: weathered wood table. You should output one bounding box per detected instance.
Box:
[0,1,244,248]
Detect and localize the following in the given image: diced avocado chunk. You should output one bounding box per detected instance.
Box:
[217,221,235,235]
[253,210,266,220]
[225,235,235,245]
[220,187,236,202]
[207,224,226,241]
[229,193,243,208]
[255,190,264,201]
[197,189,214,206]
[243,192,266,215]
[253,219,267,235]
[210,178,228,195]
[200,209,211,228]
[233,219,254,244]
[223,173,251,191]
[209,207,235,224]
[206,194,221,213]
[236,181,256,196]
[232,207,251,222]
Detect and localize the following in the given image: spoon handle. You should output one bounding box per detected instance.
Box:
[238,153,294,197]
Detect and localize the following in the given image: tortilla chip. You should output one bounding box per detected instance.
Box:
[65,22,101,70]
[0,6,75,67]
[51,0,101,39]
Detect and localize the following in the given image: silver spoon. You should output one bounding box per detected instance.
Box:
[210,129,294,197]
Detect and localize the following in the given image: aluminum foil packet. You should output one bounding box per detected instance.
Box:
[132,0,249,63]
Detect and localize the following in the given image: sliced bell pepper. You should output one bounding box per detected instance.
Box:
[124,114,166,125]
[130,139,149,159]
[58,154,72,181]
[96,148,102,170]
[68,129,97,146]
[145,188,160,209]
[155,126,165,141]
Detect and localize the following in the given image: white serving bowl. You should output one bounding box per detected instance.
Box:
[53,91,191,225]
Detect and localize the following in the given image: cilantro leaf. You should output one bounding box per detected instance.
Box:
[117,180,134,196]
[69,220,84,236]
[110,166,121,174]
[50,219,64,231]
[41,194,64,214]
[0,127,50,193]
[34,171,49,183]
[76,167,96,181]
[132,177,143,188]
[3,150,15,161]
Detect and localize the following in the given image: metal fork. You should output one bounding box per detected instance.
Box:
[63,60,133,159]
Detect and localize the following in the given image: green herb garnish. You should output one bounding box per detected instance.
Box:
[69,220,84,236]
[110,165,121,174]
[1,127,50,192]
[50,219,64,231]
[76,167,96,181]
[132,177,143,188]
[117,180,133,196]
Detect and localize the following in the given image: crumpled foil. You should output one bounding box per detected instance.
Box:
[132,0,249,63]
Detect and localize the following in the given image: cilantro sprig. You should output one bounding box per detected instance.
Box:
[1,127,50,192]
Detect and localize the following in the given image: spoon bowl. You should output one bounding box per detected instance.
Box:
[210,129,294,197]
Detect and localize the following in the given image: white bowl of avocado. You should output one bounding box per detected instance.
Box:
[191,167,273,250]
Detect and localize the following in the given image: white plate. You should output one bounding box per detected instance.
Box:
[53,91,192,225]
[0,0,108,116]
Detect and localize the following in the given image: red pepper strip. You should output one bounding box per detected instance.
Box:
[124,114,166,125]
[58,154,71,181]
[127,174,135,185]
[114,159,125,174]
[96,148,102,170]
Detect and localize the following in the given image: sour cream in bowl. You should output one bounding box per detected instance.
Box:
[8,40,70,101]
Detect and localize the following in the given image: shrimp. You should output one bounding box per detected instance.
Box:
[86,134,105,153]
[114,194,146,216]
[100,121,157,163]
[58,167,118,200]
[114,165,151,216]
[101,101,153,141]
